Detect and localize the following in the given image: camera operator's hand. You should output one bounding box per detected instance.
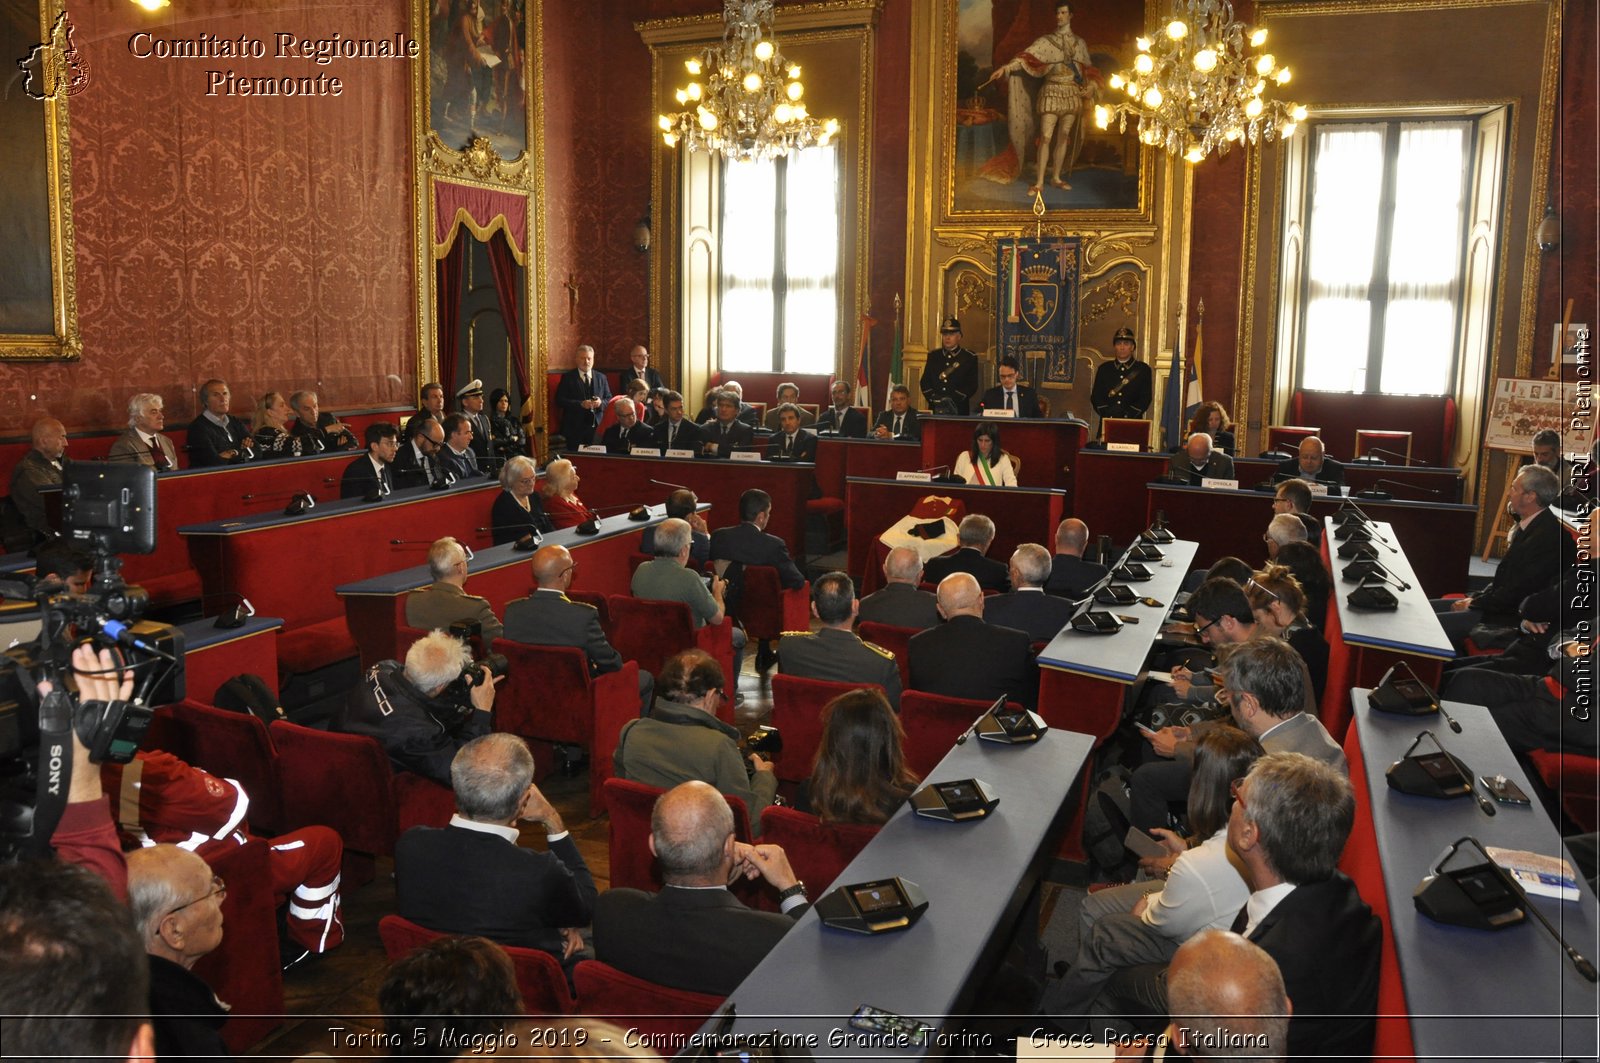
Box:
[517,783,565,835]
[468,666,503,714]
[37,645,132,803]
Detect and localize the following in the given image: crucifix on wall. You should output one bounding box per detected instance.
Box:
[563,272,579,324]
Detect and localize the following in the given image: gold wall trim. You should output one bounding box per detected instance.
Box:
[426,133,533,185]
[1514,0,1562,378]
[1237,144,1263,444]
[1263,0,1542,13]
[636,0,881,39]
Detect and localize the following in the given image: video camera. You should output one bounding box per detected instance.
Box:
[0,464,184,863]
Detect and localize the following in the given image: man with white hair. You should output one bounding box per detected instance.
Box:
[621,344,664,392]
[108,393,179,469]
[985,543,1077,640]
[923,513,1011,592]
[555,344,611,446]
[1275,435,1345,487]
[336,630,502,784]
[396,733,596,962]
[126,845,230,1060]
[908,572,1038,708]
[601,395,656,453]
[1167,432,1235,485]
[405,536,503,642]
[1263,513,1307,560]
[858,546,941,629]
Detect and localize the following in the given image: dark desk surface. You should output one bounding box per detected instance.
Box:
[1037,539,1198,683]
[179,614,284,651]
[719,726,1094,1053]
[176,478,499,536]
[1351,693,1598,1058]
[1327,518,1454,660]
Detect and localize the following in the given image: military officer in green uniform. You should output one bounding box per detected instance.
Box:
[777,572,902,709]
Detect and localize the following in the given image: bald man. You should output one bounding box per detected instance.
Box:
[857,546,941,629]
[1045,518,1108,598]
[593,781,806,995]
[1275,436,1345,488]
[620,344,663,392]
[1164,930,1290,1062]
[127,845,230,1062]
[5,416,70,548]
[907,573,1038,709]
[504,544,652,711]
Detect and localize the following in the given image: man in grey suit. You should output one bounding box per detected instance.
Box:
[593,781,808,996]
[504,544,653,712]
[778,571,902,707]
[405,537,503,643]
[1166,432,1236,485]
[857,547,941,630]
[1219,637,1345,772]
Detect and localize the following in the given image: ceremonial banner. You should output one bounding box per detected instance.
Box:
[997,237,1081,384]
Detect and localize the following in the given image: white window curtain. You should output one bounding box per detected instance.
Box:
[720,158,777,373]
[1302,124,1384,393]
[781,144,839,375]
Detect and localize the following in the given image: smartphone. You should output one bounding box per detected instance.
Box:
[848,1005,933,1046]
[1124,825,1168,860]
[1135,721,1159,737]
[1480,774,1531,805]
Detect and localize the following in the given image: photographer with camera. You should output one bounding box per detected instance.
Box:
[336,631,505,786]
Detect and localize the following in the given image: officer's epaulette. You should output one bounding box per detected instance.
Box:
[780,630,814,638]
[863,640,895,659]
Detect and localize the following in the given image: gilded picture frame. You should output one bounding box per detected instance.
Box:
[941,0,1156,224]
[1,0,81,361]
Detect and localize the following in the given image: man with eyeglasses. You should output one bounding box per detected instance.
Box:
[394,416,449,489]
[1270,478,1321,545]
[505,544,654,713]
[126,845,233,1060]
[1263,512,1307,561]
[405,536,504,644]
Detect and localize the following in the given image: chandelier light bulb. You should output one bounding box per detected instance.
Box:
[698,106,718,130]
[1281,122,1298,139]
[1193,48,1218,73]
[1250,27,1268,47]
[1166,19,1188,39]
[1291,104,1308,121]
[1251,79,1265,95]
[824,118,840,135]
[754,40,774,61]
[1184,145,1205,163]
[1275,67,1292,85]
[1094,104,1111,129]
[658,115,673,130]
[743,72,763,92]
[663,132,678,146]
[1255,53,1275,75]
[675,89,688,104]
[774,102,793,122]
[1125,79,1139,97]
[794,102,808,118]
[786,81,803,101]
[1135,53,1155,75]
[686,58,702,75]
[1108,73,1124,89]
[686,82,702,100]
[1143,86,1163,109]
[1136,36,1151,51]
[1245,97,1263,118]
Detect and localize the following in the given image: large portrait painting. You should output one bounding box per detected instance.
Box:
[428,0,527,160]
[947,0,1151,219]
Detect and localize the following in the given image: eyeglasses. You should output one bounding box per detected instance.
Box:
[168,875,227,916]
[1246,577,1283,604]
[1193,616,1219,637]
[558,562,579,580]
[1230,778,1249,810]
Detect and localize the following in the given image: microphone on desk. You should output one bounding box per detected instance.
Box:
[1352,446,1415,466]
[648,478,690,491]
[239,490,316,515]
[1367,478,1445,500]
[211,592,257,630]
[475,525,545,552]
[1341,556,1412,592]
[575,503,653,537]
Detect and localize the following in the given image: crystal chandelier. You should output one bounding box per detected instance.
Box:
[656,0,839,162]
[1093,0,1307,164]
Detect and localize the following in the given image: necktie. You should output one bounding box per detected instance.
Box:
[785,434,794,455]
[147,436,169,470]
[1005,391,1014,412]
[668,423,677,447]
[893,415,903,436]
[1230,908,1249,935]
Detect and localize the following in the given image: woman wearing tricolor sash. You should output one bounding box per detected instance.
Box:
[952,423,1017,487]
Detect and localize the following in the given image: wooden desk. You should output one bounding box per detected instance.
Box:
[1144,482,1475,597]
[919,416,1088,492]
[814,437,923,501]
[844,477,1068,593]
[1235,455,1464,502]
[178,614,285,701]
[556,451,811,559]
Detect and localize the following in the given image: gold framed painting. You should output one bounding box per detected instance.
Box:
[1,0,80,361]
[941,0,1155,223]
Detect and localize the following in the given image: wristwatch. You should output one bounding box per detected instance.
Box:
[775,881,808,904]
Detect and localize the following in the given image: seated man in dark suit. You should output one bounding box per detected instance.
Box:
[709,488,806,672]
[5,417,70,549]
[396,733,596,963]
[439,414,482,480]
[289,390,357,453]
[923,513,1010,593]
[653,390,703,452]
[402,381,447,445]
[779,571,902,707]
[186,379,256,466]
[858,546,941,630]
[1097,752,1379,1062]
[699,391,756,458]
[593,780,808,996]
[1045,518,1109,598]
[1275,435,1345,487]
[620,344,664,393]
[1166,432,1236,484]
[908,573,1037,709]
[815,379,868,438]
[764,403,818,462]
[1271,479,1321,545]
[505,544,653,712]
[601,396,657,454]
[977,356,1041,418]
[406,537,503,642]
[763,382,816,431]
[393,416,447,490]
[641,488,711,566]
[719,380,764,428]
[872,385,922,441]
[339,422,399,499]
[985,543,1076,641]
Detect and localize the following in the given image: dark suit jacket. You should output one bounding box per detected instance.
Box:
[1276,455,1346,486]
[340,454,394,498]
[6,450,67,543]
[977,385,1041,418]
[1246,873,1380,1063]
[765,428,818,462]
[1166,450,1236,484]
[653,417,703,451]
[620,365,664,392]
[440,446,481,481]
[392,441,442,489]
[908,614,1037,709]
[709,521,805,616]
[640,524,710,566]
[396,824,597,956]
[983,590,1076,642]
[491,489,554,544]
[463,410,495,461]
[1473,507,1577,625]
[1045,553,1109,598]
[504,589,623,675]
[857,582,940,630]
[602,421,657,454]
[593,885,802,996]
[700,418,755,458]
[556,368,612,446]
[923,547,1010,593]
[872,408,922,440]
[148,955,229,1063]
[186,413,254,465]
[815,405,868,438]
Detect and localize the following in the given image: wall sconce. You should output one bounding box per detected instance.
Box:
[1536,204,1560,253]
[633,214,651,253]
[131,0,171,10]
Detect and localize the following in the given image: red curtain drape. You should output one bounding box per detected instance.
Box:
[485,230,531,424]
[436,239,467,402]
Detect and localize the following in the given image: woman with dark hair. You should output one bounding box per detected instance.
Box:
[1049,726,1261,1015]
[952,423,1017,486]
[487,387,526,459]
[1272,540,1332,633]
[1186,401,1235,455]
[1245,564,1329,702]
[803,689,919,825]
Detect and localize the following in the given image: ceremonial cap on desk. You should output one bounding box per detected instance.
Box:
[940,316,963,334]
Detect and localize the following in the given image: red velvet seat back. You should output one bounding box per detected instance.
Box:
[572,960,724,1038]
[1528,749,1600,832]
[1102,418,1152,449]
[732,567,809,642]
[270,720,400,856]
[192,838,285,1051]
[378,914,577,1015]
[567,589,609,626]
[900,690,1023,777]
[857,620,917,692]
[491,640,593,747]
[769,674,884,785]
[606,596,696,679]
[167,700,283,835]
[813,436,847,500]
[759,805,881,895]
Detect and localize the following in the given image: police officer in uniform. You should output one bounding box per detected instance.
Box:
[921,316,980,415]
[777,572,902,708]
[1090,326,1154,426]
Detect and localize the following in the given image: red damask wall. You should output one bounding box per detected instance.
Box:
[0,0,416,438]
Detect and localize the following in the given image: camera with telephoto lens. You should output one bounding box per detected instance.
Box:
[447,619,481,641]
[442,652,509,705]
[746,724,783,757]
[0,464,184,864]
